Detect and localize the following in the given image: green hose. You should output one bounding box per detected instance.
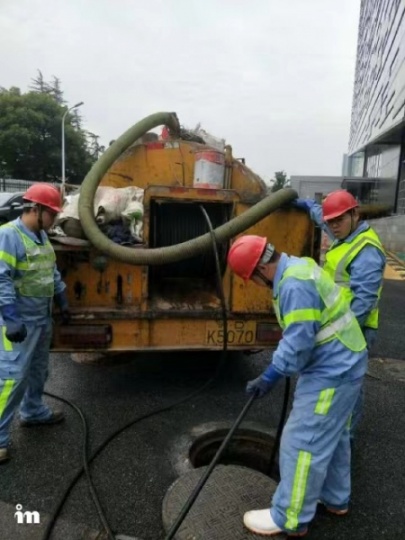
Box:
[79,112,298,265]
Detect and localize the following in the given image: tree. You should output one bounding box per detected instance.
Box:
[71,108,82,130]
[30,71,65,105]
[29,70,50,94]
[0,76,99,184]
[86,132,105,160]
[49,76,65,105]
[271,171,289,192]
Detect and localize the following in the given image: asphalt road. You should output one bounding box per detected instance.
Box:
[0,278,404,540]
[372,277,405,359]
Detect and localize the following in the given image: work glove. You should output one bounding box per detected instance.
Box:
[54,291,71,325]
[291,198,316,212]
[246,365,283,398]
[1,304,27,343]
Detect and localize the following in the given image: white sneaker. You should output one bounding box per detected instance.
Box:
[243,508,307,537]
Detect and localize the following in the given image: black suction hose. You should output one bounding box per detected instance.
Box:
[199,205,228,356]
[164,392,258,540]
[266,377,291,477]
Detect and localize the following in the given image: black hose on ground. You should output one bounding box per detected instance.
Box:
[44,368,291,540]
[78,111,297,265]
[43,391,115,540]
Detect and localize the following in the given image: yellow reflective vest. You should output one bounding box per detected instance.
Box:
[323,228,384,329]
[5,223,56,298]
[273,258,366,352]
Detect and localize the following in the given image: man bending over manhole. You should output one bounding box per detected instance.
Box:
[227,235,367,537]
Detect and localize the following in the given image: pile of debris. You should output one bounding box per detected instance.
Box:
[50,186,144,246]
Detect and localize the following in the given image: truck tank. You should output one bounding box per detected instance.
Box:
[52,113,315,353]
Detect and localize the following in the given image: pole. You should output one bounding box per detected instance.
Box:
[61,101,84,198]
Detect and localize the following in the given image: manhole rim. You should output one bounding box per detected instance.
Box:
[170,421,278,477]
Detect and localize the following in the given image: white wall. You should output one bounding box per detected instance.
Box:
[349,0,405,154]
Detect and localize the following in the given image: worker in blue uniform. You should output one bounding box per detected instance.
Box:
[227,235,368,536]
[293,190,385,438]
[0,183,70,464]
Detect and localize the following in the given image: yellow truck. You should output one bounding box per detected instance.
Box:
[51,112,315,353]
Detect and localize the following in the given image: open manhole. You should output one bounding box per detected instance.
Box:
[187,425,279,480]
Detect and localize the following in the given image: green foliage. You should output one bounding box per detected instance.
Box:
[271,171,289,192]
[86,132,106,160]
[30,70,65,105]
[0,73,99,184]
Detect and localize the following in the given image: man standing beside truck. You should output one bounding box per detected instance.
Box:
[0,183,70,463]
[293,190,386,439]
[227,235,368,537]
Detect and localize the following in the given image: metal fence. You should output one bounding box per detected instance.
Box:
[0,178,60,193]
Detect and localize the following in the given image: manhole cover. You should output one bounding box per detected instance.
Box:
[162,465,283,540]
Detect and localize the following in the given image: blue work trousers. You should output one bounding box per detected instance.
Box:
[270,377,363,534]
[350,328,376,440]
[0,322,53,448]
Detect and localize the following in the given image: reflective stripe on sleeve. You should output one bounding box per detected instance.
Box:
[0,251,16,268]
[283,309,321,326]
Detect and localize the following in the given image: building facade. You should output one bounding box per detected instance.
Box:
[289,176,343,200]
[348,0,405,214]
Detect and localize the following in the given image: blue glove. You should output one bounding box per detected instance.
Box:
[291,198,315,211]
[1,304,27,343]
[54,291,70,324]
[246,365,283,398]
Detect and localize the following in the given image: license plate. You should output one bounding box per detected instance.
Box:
[206,320,256,346]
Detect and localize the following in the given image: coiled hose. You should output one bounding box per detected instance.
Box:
[78,112,298,265]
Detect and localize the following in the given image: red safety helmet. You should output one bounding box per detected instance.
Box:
[322,190,358,221]
[227,235,267,281]
[23,183,62,213]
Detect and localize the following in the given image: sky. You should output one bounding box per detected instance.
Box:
[0,0,361,183]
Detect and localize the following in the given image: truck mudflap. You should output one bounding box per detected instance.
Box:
[51,317,282,352]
